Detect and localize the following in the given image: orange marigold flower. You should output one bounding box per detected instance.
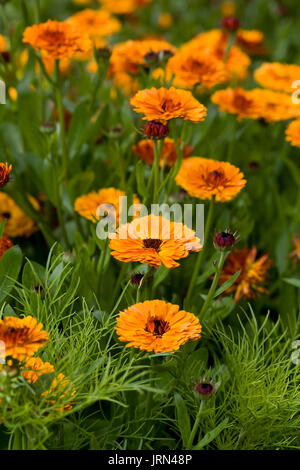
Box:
[74,187,141,224]
[40,51,72,76]
[158,12,173,29]
[252,88,300,122]
[116,299,201,353]
[0,235,13,259]
[41,373,76,412]
[0,34,7,53]
[130,87,207,123]
[67,9,121,48]
[254,62,300,93]
[22,357,55,384]
[218,246,273,303]
[99,0,152,15]
[236,29,267,56]
[166,50,230,89]
[109,214,202,269]
[176,157,246,202]
[0,193,39,238]
[289,234,300,264]
[22,20,92,59]
[0,316,49,361]
[211,87,264,120]
[0,163,12,188]
[285,119,300,147]
[132,138,193,166]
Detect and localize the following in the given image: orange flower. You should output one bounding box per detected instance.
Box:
[252,88,300,122]
[99,0,152,15]
[211,87,264,120]
[254,62,300,93]
[109,214,202,269]
[158,13,173,29]
[23,20,92,59]
[74,187,141,224]
[130,87,207,123]
[132,138,193,166]
[0,235,13,259]
[236,29,267,56]
[0,163,12,188]
[41,373,76,412]
[218,246,273,303]
[166,50,230,89]
[0,193,39,238]
[0,316,49,361]
[0,34,7,53]
[289,234,300,264]
[116,299,201,353]
[40,51,72,76]
[286,119,300,147]
[176,157,246,202]
[22,357,55,384]
[67,9,121,47]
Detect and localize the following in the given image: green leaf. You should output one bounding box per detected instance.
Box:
[282,277,300,288]
[192,418,229,450]
[214,270,241,297]
[153,266,170,289]
[0,246,23,304]
[136,160,147,198]
[174,393,191,448]
[68,101,89,159]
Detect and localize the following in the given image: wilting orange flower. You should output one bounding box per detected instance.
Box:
[0,193,39,238]
[116,299,201,353]
[23,20,92,59]
[41,373,76,412]
[0,235,13,259]
[236,29,267,55]
[99,0,152,15]
[0,163,12,188]
[132,138,193,166]
[218,246,273,303]
[176,157,246,202]
[130,87,207,123]
[22,357,55,384]
[254,62,300,93]
[109,214,202,269]
[289,235,300,264]
[68,9,121,48]
[74,187,141,224]
[286,119,300,147]
[211,87,264,120]
[166,50,230,89]
[0,316,49,361]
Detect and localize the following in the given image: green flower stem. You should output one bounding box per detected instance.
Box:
[55,60,69,181]
[185,400,205,450]
[185,197,215,307]
[21,0,29,26]
[145,138,164,204]
[198,250,227,321]
[163,134,183,202]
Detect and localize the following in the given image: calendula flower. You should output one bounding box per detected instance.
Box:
[74,187,141,224]
[144,121,170,139]
[176,157,246,202]
[254,62,300,93]
[67,9,121,48]
[0,193,39,238]
[40,50,72,76]
[221,1,237,17]
[0,163,12,188]
[286,119,300,147]
[132,138,193,166]
[221,16,240,32]
[99,0,152,15]
[23,20,92,59]
[158,12,173,29]
[0,34,7,53]
[289,235,300,264]
[109,214,202,269]
[0,235,13,259]
[211,87,264,120]
[22,357,55,384]
[253,88,300,122]
[166,50,230,89]
[116,299,201,353]
[41,373,76,412]
[130,87,207,123]
[213,229,240,251]
[236,29,267,55]
[0,316,49,361]
[218,246,273,302]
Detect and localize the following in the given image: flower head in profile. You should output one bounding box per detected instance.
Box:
[176,157,246,202]
[285,119,300,147]
[236,29,267,55]
[132,138,193,167]
[0,235,13,259]
[99,0,152,15]
[109,214,202,269]
[116,299,201,353]
[252,88,300,122]
[0,163,12,188]
[211,87,264,120]
[254,62,300,93]
[0,193,39,238]
[218,246,273,302]
[130,87,207,123]
[74,187,141,224]
[23,20,92,59]
[289,235,300,264]
[0,316,49,361]
[22,357,55,384]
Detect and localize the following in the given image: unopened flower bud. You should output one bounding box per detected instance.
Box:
[144,121,169,139]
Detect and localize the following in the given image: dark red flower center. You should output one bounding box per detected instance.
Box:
[195,382,214,395]
[143,238,162,252]
[145,317,170,336]
[206,169,225,188]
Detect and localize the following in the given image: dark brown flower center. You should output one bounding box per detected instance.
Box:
[143,238,162,251]
[145,317,170,336]
[1,212,11,219]
[161,99,174,112]
[233,94,252,110]
[206,169,225,188]
[5,326,30,343]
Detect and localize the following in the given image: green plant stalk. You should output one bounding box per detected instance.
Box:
[55,60,69,181]
[145,138,164,204]
[185,400,205,450]
[185,197,215,307]
[163,133,183,201]
[199,250,227,321]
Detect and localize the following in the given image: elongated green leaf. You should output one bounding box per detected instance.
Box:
[214,270,241,298]
[283,277,300,288]
[174,393,191,448]
[0,246,23,304]
[136,160,147,198]
[193,417,229,450]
